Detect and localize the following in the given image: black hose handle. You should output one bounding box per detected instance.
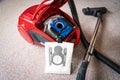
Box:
[76,60,89,80]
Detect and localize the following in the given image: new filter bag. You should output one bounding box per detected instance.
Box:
[45,42,74,74]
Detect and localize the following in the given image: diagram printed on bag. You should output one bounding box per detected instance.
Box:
[49,46,67,66]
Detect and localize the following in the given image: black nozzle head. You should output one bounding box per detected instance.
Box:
[82,7,107,17]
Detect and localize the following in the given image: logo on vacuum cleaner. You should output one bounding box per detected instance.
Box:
[44,15,75,39]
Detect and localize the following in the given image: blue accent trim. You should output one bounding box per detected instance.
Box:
[50,18,73,38]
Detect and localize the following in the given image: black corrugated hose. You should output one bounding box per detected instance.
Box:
[68,0,120,75]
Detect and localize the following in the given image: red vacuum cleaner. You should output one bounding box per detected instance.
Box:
[17,0,120,79]
[18,0,80,47]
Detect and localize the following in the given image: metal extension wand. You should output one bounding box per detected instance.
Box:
[85,18,101,62]
[76,7,107,80]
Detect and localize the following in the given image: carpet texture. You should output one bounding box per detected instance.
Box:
[0,0,120,80]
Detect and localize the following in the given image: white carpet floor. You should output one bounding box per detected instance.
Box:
[0,0,120,80]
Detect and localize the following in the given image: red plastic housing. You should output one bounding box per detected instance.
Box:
[18,0,80,47]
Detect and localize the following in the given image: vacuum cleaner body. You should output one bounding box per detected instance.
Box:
[18,0,80,47]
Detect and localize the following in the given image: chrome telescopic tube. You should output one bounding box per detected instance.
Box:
[85,18,101,62]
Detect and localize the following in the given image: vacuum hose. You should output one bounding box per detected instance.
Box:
[68,0,120,75]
